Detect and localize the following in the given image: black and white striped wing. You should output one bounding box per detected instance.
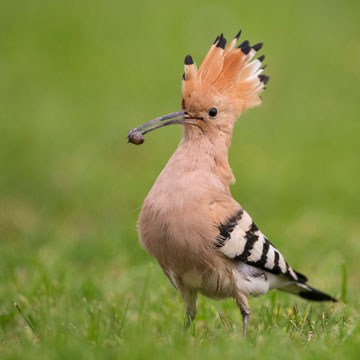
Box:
[216,208,307,283]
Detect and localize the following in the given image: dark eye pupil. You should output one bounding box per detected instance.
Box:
[208,108,218,117]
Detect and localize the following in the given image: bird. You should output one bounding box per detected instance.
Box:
[127,30,337,336]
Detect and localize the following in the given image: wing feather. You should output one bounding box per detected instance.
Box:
[216,209,307,283]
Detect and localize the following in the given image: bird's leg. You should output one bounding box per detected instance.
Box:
[185,311,195,330]
[176,279,197,330]
[183,289,197,330]
[241,310,250,337]
[235,293,250,337]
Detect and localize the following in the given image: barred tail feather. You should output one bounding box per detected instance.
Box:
[294,270,308,283]
[280,282,337,302]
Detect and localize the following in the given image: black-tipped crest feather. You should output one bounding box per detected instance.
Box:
[242,45,251,55]
[259,75,270,84]
[252,42,263,51]
[238,40,249,48]
[184,55,193,65]
[216,37,227,49]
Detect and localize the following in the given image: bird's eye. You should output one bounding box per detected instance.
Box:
[208,108,218,117]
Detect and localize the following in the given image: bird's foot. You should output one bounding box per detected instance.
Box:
[241,310,250,338]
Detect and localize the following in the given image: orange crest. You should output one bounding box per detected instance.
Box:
[182,32,269,115]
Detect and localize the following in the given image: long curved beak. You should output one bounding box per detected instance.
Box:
[127,110,202,145]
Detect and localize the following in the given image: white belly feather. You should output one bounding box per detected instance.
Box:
[233,262,270,297]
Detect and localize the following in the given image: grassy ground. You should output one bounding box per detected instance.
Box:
[1,0,360,358]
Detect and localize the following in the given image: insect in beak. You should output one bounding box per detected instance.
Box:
[127,110,203,145]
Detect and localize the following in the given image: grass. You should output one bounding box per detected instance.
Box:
[1,0,360,358]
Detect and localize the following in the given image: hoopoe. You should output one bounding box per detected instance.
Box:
[127,31,336,335]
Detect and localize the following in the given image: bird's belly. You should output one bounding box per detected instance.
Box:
[233,262,270,297]
[181,270,205,290]
[182,266,234,300]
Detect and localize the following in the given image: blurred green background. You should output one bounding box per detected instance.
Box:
[0,0,359,359]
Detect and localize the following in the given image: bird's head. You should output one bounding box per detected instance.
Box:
[128,31,268,145]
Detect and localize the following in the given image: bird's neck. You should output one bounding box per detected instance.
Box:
[173,125,235,187]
